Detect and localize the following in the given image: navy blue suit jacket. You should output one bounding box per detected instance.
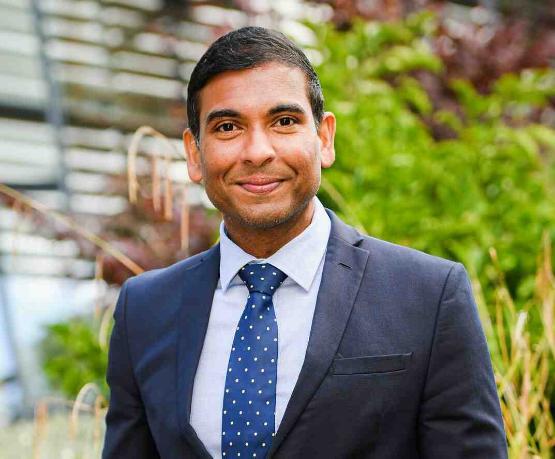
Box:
[103,209,508,458]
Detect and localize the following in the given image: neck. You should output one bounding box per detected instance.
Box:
[223,200,315,259]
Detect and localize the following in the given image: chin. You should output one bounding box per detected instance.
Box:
[231,199,311,230]
[235,208,293,229]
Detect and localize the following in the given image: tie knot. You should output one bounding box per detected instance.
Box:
[238,263,287,296]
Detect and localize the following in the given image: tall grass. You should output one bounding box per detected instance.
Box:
[0,389,106,459]
[473,237,555,458]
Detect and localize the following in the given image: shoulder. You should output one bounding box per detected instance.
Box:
[348,235,472,329]
[360,234,465,296]
[113,244,219,328]
[361,234,456,275]
[123,244,218,296]
[327,208,457,280]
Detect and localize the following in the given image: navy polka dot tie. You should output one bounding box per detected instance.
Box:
[221,262,287,458]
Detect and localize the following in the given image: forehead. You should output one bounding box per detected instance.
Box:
[198,62,311,120]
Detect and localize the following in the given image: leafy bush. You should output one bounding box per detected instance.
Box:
[41,318,109,399]
[313,14,555,302]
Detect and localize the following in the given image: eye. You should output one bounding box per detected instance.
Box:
[216,122,236,132]
[276,117,296,127]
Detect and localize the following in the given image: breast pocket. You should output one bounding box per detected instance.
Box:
[331,352,413,375]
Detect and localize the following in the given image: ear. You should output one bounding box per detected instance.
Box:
[318,112,336,169]
[183,128,203,183]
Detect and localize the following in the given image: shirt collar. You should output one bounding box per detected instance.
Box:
[218,197,331,292]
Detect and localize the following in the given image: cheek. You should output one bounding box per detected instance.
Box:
[291,139,321,173]
[279,135,318,159]
[201,146,231,176]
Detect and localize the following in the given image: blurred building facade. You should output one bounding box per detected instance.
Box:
[0,0,325,424]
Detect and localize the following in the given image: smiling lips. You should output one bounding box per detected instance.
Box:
[237,177,284,194]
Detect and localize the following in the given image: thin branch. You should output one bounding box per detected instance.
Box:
[0,183,144,275]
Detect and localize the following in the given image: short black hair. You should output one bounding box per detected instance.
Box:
[186,26,324,141]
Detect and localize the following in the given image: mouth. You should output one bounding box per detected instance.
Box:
[238,180,283,194]
[236,177,285,195]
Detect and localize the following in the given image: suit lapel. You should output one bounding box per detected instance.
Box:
[176,243,220,458]
[268,210,370,457]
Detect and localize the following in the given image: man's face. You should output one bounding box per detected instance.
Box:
[183,61,335,229]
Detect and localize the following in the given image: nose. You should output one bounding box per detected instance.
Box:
[241,126,276,167]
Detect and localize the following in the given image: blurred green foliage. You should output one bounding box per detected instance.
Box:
[41,318,109,398]
[313,13,555,301]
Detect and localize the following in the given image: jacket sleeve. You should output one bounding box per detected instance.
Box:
[418,263,508,458]
[102,281,161,459]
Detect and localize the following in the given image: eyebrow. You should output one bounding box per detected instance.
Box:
[205,109,241,125]
[205,103,307,126]
[267,103,307,117]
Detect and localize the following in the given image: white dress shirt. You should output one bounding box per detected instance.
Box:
[190,197,331,458]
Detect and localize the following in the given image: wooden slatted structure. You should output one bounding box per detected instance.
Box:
[0,0,325,279]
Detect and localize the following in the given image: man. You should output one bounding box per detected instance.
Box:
[103,27,507,458]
